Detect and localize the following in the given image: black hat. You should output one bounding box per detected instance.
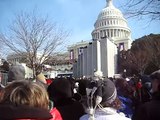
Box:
[47,78,74,102]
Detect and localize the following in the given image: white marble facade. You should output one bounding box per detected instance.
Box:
[73,38,117,78]
[73,0,132,78]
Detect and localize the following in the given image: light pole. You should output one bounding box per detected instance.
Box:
[94,40,103,81]
[123,69,126,78]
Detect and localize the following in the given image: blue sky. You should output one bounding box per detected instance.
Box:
[0,0,160,46]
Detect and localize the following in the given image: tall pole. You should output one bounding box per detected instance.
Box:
[97,40,101,71]
[94,40,103,80]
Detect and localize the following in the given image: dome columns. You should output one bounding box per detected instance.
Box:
[92,28,131,40]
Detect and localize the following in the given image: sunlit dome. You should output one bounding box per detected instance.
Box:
[98,0,123,20]
[92,0,132,45]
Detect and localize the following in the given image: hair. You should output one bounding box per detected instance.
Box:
[100,97,122,110]
[0,80,49,109]
[115,78,134,98]
[115,78,128,89]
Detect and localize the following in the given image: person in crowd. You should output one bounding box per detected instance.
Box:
[80,78,130,120]
[36,72,47,84]
[132,70,160,120]
[0,85,3,98]
[36,72,48,89]
[46,78,53,85]
[47,78,85,120]
[0,80,62,120]
[138,76,152,104]
[8,63,25,82]
[131,76,152,111]
[115,78,134,118]
[73,79,91,110]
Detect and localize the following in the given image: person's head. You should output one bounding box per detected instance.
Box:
[76,79,90,96]
[99,79,121,109]
[0,80,49,109]
[115,78,134,98]
[87,79,121,110]
[150,70,160,93]
[36,73,47,84]
[115,78,128,90]
[47,78,74,103]
[8,63,25,82]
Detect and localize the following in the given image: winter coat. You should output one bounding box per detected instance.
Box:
[55,98,85,120]
[0,103,52,120]
[132,91,160,120]
[80,107,131,120]
[50,107,63,120]
[118,95,133,118]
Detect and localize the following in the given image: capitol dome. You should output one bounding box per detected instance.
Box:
[92,0,132,49]
[98,1,123,20]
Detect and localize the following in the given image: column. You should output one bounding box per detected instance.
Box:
[94,40,103,80]
[109,29,111,38]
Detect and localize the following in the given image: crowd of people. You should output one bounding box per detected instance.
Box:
[0,63,160,120]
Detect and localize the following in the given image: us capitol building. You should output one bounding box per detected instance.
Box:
[72,0,132,78]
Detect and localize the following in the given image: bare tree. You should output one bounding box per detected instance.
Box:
[121,0,160,21]
[120,34,160,75]
[145,34,160,69]
[119,49,150,75]
[0,12,69,78]
[128,50,150,75]
[127,36,154,75]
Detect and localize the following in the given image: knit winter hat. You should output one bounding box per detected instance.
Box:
[8,64,25,82]
[101,79,117,104]
[47,78,74,102]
